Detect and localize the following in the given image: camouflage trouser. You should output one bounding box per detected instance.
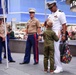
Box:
[44,46,54,70]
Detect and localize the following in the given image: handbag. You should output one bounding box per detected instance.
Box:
[60,42,72,64]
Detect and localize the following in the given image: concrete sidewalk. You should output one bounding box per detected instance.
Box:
[0,53,76,75]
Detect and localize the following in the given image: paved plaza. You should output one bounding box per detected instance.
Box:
[0,53,76,75]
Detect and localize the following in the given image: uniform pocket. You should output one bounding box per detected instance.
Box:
[31,23,36,27]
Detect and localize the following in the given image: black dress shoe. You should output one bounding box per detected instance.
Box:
[9,60,16,63]
[0,61,2,64]
[4,56,6,59]
[33,62,38,65]
[19,62,29,65]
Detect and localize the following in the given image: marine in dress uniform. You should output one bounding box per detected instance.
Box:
[20,8,41,65]
[47,1,67,73]
[3,25,16,59]
[0,17,15,64]
[43,19,59,73]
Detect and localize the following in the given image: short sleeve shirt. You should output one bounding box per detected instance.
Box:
[0,24,5,37]
[26,18,41,34]
[0,24,8,37]
[48,9,67,31]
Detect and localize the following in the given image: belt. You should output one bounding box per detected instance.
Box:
[28,32,37,35]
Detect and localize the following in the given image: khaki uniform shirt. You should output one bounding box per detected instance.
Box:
[26,18,41,34]
[0,24,8,38]
[0,24,5,38]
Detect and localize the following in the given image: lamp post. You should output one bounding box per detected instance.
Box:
[11,18,16,32]
[1,0,9,68]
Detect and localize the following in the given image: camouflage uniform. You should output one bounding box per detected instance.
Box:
[43,28,59,71]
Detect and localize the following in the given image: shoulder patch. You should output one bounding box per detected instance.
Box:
[59,10,63,12]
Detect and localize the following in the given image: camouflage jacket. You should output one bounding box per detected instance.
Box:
[43,28,59,46]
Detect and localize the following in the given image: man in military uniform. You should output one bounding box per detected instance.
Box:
[3,25,16,59]
[47,1,67,73]
[43,19,59,73]
[0,17,15,64]
[20,8,41,65]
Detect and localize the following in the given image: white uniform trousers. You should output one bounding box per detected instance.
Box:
[54,30,62,70]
